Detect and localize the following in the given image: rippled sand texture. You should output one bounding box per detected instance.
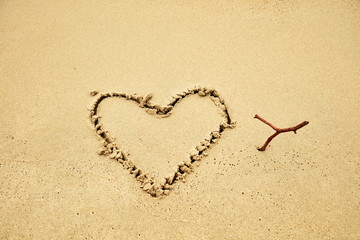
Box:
[1,0,359,239]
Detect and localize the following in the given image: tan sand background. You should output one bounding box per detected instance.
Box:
[1,0,359,239]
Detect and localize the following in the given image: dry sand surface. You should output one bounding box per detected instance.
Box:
[1,0,359,239]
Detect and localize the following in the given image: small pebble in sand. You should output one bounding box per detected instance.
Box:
[109,152,117,159]
[187,88,195,94]
[191,155,202,161]
[122,153,129,161]
[91,115,98,123]
[184,159,191,167]
[136,174,147,182]
[132,94,143,103]
[196,145,206,152]
[210,96,220,105]
[125,94,131,100]
[198,90,206,96]
[153,183,161,191]
[140,180,148,188]
[166,174,175,184]
[177,92,186,97]
[204,134,212,142]
[115,152,123,159]
[171,96,182,103]
[106,143,114,149]
[90,90,98,96]
[163,106,173,112]
[107,147,114,154]
[142,182,151,191]
[146,109,157,115]
[201,140,211,147]
[189,149,199,156]
[205,88,213,95]
[176,174,185,182]
[212,90,219,97]
[97,148,107,155]
[147,184,156,195]
[159,113,171,118]
[131,168,140,176]
[123,161,130,169]
[106,136,115,143]
[220,122,231,129]
[180,166,191,173]
[211,131,220,139]
[155,189,163,197]
[127,160,135,169]
[159,178,166,186]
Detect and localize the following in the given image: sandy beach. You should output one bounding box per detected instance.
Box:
[1,0,359,239]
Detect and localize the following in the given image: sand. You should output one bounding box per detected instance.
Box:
[1,0,359,239]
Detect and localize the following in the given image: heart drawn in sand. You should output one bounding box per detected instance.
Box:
[89,87,235,198]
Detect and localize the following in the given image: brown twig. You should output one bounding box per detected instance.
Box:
[254,114,309,151]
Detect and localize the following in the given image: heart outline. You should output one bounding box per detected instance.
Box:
[89,87,235,197]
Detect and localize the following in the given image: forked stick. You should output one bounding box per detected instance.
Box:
[254,114,309,151]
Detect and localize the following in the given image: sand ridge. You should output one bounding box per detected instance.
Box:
[89,87,236,198]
